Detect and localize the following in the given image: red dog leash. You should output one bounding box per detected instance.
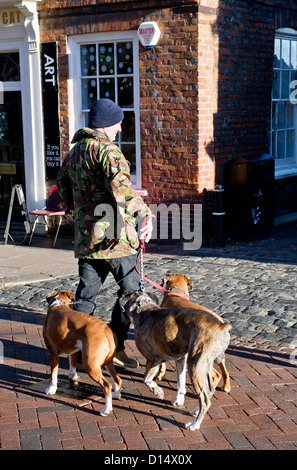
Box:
[135,238,189,300]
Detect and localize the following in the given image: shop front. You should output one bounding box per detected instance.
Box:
[0,0,45,229]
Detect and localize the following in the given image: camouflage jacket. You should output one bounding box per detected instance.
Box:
[57,128,151,259]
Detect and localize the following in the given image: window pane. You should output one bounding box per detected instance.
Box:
[99,77,115,101]
[99,43,115,75]
[118,77,133,107]
[121,143,136,174]
[278,101,286,129]
[80,45,97,76]
[117,42,133,75]
[272,102,277,130]
[286,130,294,158]
[281,70,290,99]
[0,52,20,81]
[271,131,276,157]
[81,78,97,109]
[291,40,297,69]
[287,102,294,128]
[277,131,285,159]
[274,38,281,68]
[281,39,290,69]
[290,70,297,104]
[121,111,135,141]
[83,112,89,127]
[272,70,280,99]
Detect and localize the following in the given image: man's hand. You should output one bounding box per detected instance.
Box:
[140,215,155,243]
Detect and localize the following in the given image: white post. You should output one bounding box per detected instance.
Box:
[17,1,46,215]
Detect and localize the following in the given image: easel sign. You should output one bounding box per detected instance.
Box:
[4,184,31,244]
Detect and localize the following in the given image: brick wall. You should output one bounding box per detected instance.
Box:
[212,0,297,226]
[38,0,297,244]
[138,5,199,206]
[213,0,275,183]
[39,0,200,208]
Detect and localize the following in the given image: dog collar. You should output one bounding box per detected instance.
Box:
[167,288,189,299]
[48,298,72,310]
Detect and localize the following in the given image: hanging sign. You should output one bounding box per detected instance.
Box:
[41,42,61,180]
[137,22,161,49]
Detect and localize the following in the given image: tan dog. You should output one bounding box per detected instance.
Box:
[120,291,231,430]
[160,274,231,393]
[43,291,122,416]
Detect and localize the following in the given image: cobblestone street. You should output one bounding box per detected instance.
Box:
[0,228,297,451]
[2,232,297,344]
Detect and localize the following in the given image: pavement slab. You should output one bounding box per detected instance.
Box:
[0,227,297,452]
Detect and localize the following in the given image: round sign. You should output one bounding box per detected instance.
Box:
[137,22,161,49]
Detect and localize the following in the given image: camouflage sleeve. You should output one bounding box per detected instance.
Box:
[102,145,151,224]
[56,156,74,210]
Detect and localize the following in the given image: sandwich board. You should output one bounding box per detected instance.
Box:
[4,184,31,244]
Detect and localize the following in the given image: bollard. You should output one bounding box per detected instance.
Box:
[212,184,226,247]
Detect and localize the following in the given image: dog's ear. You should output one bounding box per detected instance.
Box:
[118,292,139,320]
[63,291,74,302]
[185,276,193,290]
[119,292,135,311]
[147,292,159,305]
[46,292,58,304]
[161,275,171,287]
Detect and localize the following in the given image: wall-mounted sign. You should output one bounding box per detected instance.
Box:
[41,42,61,180]
[0,9,23,27]
[137,22,161,49]
[0,162,16,175]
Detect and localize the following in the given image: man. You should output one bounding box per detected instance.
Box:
[57,99,153,368]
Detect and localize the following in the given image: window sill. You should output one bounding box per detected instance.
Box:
[275,165,297,180]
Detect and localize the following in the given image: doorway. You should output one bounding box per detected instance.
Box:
[0,90,24,225]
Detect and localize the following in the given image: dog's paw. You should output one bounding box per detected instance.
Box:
[100,406,112,417]
[69,372,79,382]
[153,385,164,400]
[45,384,57,395]
[172,394,185,406]
[222,383,231,393]
[185,420,200,431]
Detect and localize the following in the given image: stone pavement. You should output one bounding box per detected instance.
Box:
[0,227,297,452]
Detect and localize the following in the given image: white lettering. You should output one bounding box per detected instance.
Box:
[149,455,157,465]
[93,202,202,250]
[104,455,139,467]
[44,54,56,86]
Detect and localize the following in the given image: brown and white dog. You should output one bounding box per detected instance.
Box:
[43,291,122,416]
[120,291,231,430]
[160,274,231,393]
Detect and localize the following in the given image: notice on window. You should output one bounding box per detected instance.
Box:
[41,42,61,180]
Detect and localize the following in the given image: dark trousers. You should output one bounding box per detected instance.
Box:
[75,254,140,351]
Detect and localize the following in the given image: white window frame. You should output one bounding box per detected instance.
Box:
[68,31,142,189]
[271,28,297,179]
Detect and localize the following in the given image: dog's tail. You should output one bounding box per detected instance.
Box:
[187,321,231,397]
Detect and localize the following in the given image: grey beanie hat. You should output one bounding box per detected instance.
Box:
[88,99,124,128]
